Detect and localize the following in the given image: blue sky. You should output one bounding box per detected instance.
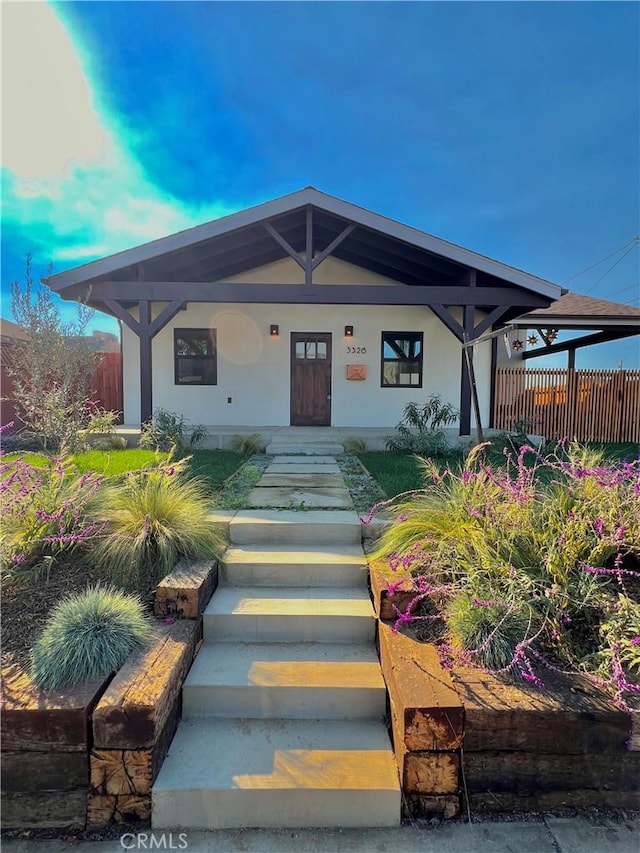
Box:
[2,1,638,368]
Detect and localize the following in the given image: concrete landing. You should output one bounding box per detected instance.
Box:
[266,443,344,455]
[153,717,400,829]
[269,455,339,465]
[247,486,354,509]
[258,473,345,488]
[266,462,341,474]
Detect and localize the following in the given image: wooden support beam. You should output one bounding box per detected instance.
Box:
[429,304,464,341]
[459,306,474,435]
[263,222,306,270]
[104,300,141,336]
[139,301,152,424]
[311,224,356,270]
[521,328,638,360]
[474,306,509,338]
[305,206,313,285]
[489,335,498,428]
[63,281,551,309]
[148,300,186,338]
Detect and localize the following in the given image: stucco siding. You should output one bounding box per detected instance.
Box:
[122,302,492,429]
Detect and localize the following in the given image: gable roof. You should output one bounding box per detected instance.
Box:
[515,292,640,328]
[0,318,30,342]
[48,187,563,301]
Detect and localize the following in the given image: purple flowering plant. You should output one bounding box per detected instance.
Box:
[369,442,640,708]
[0,450,105,577]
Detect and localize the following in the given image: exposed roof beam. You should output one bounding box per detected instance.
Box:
[521,328,639,359]
[311,224,356,270]
[63,281,550,308]
[263,222,306,271]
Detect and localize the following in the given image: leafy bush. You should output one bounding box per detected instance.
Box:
[371,443,640,705]
[230,433,263,454]
[0,453,104,578]
[140,408,208,453]
[343,436,366,454]
[91,458,223,594]
[8,257,98,452]
[31,585,154,690]
[385,396,459,457]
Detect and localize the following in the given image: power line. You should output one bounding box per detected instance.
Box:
[606,282,640,299]
[561,235,639,285]
[581,243,639,295]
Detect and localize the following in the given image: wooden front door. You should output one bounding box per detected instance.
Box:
[290,333,332,426]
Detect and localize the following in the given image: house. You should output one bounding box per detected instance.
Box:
[49,188,566,437]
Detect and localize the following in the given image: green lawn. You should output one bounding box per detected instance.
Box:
[357,452,438,497]
[359,441,639,498]
[3,448,248,494]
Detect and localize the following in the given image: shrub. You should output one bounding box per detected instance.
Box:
[8,257,98,452]
[385,396,459,457]
[343,436,366,454]
[140,408,208,453]
[230,433,263,454]
[370,443,640,704]
[91,459,223,594]
[0,453,104,578]
[31,585,154,690]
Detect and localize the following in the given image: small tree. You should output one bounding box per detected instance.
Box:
[8,255,97,451]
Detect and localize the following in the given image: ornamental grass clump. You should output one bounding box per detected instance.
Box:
[31,585,154,690]
[0,449,104,578]
[91,458,223,594]
[369,442,640,706]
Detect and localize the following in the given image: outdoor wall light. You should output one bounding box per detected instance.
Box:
[270,324,279,337]
[344,325,354,337]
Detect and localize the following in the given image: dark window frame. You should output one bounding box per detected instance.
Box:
[380,331,424,389]
[174,328,217,386]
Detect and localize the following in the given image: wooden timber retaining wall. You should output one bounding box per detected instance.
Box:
[371,568,640,819]
[493,367,640,443]
[1,559,217,830]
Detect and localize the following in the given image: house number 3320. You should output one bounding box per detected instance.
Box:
[346,346,367,354]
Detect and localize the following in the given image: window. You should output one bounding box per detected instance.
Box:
[174,328,217,385]
[381,331,423,387]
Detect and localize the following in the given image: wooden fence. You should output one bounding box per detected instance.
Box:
[91,353,123,423]
[493,367,640,443]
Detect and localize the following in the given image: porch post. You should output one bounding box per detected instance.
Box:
[459,305,474,435]
[139,300,153,424]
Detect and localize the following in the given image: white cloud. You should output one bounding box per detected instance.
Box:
[1,2,235,264]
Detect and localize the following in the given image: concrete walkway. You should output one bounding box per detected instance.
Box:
[3,814,639,852]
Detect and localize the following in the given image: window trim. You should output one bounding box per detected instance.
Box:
[174,328,217,386]
[380,331,423,389]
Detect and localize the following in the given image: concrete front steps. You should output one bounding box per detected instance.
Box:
[153,718,399,829]
[153,494,400,829]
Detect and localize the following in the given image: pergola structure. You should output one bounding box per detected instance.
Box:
[49,188,564,431]
[512,293,640,367]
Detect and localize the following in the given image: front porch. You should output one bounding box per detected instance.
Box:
[116,424,507,451]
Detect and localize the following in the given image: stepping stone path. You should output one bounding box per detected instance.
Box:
[153,443,400,830]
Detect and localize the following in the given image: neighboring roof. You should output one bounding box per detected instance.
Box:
[0,318,30,342]
[49,187,563,301]
[515,292,640,328]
